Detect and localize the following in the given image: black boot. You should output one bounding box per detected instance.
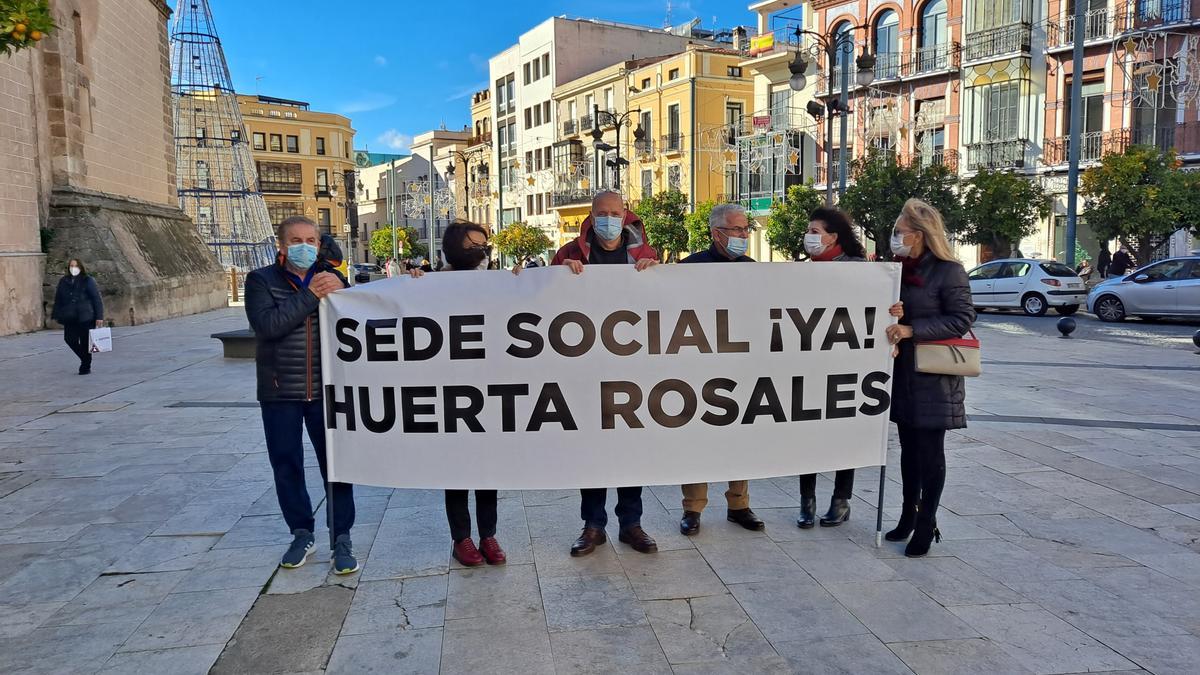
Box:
[796,496,816,529]
[819,498,850,527]
[885,503,919,542]
[904,516,940,558]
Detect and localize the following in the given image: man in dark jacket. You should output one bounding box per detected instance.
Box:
[552,191,660,557]
[676,204,765,536]
[1109,245,1134,278]
[245,215,358,574]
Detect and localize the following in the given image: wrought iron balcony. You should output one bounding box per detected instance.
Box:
[903,42,962,75]
[467,132,491,147]
[874,52,902,82]
[562,119,577,136]
[915,148,960,172]
[1046,8,1111,48]
[1115,0,1190,32]
[580,115,594,131]
[259,180,303,194]
[962,23,1032,62]
[661,133,683,154]
[1042,123,1200,166]
[314,183,333,198]
[1042,131,1107,166]
[634,138,654,158]
[965,139,1030,170]
[552,190,593,208]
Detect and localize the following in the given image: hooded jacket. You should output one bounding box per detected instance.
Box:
[550,210,658,265]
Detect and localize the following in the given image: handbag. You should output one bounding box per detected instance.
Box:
[88,327,113,354]
[915,330,980,377]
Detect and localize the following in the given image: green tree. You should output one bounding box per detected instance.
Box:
[684,200,716,252]
[368,225,427,262]
[840,150,963,256]
[634,190,690,261]
[492,221,554,261]
[959,169,1050,258]
[766,184,823,260]
[1081,145,1200,262]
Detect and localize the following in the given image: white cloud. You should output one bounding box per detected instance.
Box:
[336,93,397,114]
[374,55,387,67]
[377,129,413,152]
[445,81,488,102]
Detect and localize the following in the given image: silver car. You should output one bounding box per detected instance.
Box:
[1086,256,1200,322]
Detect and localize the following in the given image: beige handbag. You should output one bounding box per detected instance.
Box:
[915,330,980,377]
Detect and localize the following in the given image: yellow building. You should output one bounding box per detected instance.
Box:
[237,94,356,256]
[466,89,494,229]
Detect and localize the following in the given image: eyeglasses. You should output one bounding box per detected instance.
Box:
[717,226,756,237]
[464,243,492,253]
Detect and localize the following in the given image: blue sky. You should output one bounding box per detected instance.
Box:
[201,0,758,153]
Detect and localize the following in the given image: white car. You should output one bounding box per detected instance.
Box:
[966,258,1087,316]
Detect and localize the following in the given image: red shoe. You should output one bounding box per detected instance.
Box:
[452,538,484,566]
[479,536,506,565]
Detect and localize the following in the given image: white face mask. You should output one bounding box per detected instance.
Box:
[804,234,828,257]
[890,232,912,258]
[69,266,81,277]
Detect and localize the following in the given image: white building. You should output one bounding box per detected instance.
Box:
[488,16,722,237]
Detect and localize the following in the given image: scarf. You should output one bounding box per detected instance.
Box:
[895,254,926,287]
[811,244,845,262]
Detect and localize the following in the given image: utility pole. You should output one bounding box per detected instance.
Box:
[388,159,397,263]
[838,40,850,199]
[1064,0,1086,266]
[429,144,438,266]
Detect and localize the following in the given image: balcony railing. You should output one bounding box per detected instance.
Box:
[562,119,577,136]
[903,42,962,75]
[467,132,492,147]
[965,139,1029,170]
[1046,8,1111,48]
[634,138,654,157]
[915,148,960,173]
[874,52,901,81]
[814,162,844,186]
[963,23,1032,62]
[580,115,594,131]
[314,184,332,198]
[260,180,303,194]
[552,190,593,208]
[1042,131,1107,165]
[1115,0,1190,32]
[1042,122,1200,166]
[661,133,683,153]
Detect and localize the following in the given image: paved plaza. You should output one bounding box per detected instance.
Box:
[1,307,1200,674]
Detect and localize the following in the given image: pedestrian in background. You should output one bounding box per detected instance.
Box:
[1096,246,1111,278]
[51,258,105,375]
[676,203,765,537]
[409,221,507,567]
[796,208,904,529]
[1109,245,1134,278]
[883,199,976,558]
[245,215,358,574]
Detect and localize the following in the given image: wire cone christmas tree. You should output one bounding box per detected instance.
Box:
[170,0,274,271]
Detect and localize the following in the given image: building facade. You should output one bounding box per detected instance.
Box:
[1,0,225,336]
[488,17,725,244]
[740,0,1200,265]
[236,94,357,259]
[464,89,493,228]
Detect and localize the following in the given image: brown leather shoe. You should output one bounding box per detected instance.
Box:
[618,525,658,553]
[570,527,607,557]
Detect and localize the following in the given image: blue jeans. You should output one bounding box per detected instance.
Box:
[261,400,355,546]
[580,487,643,530]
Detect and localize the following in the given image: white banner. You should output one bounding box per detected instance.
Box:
[321,262,900,490]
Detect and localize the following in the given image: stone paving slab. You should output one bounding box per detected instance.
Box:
[2,308,1200,673]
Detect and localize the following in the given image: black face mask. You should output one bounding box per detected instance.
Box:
[447,247,489,270]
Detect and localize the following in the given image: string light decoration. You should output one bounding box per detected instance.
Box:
[1113,31,1200,110]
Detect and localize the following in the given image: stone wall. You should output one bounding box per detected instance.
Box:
[44,188,226,328]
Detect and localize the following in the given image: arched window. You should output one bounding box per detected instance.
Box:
[874,10,900,79]
[919,0,948,72]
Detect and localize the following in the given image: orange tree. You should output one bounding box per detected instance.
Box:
[492,221,553,262]
[1,0,54,55]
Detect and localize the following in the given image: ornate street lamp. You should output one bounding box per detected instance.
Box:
[591,105,644,191]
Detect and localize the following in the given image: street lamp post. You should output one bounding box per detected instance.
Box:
[446,142,491,219]
[591,104,645,191]
[786,24,876,206]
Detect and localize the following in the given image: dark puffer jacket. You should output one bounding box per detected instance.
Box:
[890,252,976,430]
[244,263,347,402]
[52,275,104,325]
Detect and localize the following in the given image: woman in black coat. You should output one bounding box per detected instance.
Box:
[883,199,976,557]
[51,258,105,375]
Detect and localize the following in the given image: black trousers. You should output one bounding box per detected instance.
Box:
[580,487,643,529]
[260,401,355,546]
[799,469,855,500]
[63,321,93,369]
[445,490,498,542]
[896,424,947,522]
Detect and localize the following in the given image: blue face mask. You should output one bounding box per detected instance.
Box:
[725,235,749,257]
[286,243,318,270]
[593,215,624,242]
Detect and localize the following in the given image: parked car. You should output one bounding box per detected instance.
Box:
[353,263,381,284]
[1087,256,1200,322]
[966,258,1088,316]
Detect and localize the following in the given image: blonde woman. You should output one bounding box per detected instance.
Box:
[883,199,976,557]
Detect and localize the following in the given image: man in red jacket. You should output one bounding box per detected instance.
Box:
[554,191,659,557]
